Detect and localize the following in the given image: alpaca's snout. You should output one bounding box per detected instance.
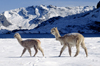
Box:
[14,35,16,38]
[50,31,53,34]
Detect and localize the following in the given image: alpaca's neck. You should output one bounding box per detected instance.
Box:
[16,36,22,44]
[55,31,61,40]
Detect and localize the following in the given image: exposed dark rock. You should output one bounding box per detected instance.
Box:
[97,1,100,9]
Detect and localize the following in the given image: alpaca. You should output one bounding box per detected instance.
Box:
[14,33,44,57]
[51,27,88,57]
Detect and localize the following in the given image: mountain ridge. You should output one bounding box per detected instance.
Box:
[0,5,99,34]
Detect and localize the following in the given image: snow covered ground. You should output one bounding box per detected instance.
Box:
[0,37,100,66]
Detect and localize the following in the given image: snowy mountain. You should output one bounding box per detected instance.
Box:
[0,5,99,34]
[30,7,100,34]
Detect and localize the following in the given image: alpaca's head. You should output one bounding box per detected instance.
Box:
[14,33,21,39]
[51,27,59,36]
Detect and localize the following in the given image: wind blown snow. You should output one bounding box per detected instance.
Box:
[0,37,100,66]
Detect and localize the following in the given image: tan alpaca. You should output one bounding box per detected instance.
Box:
[51,27,88,57]
[14,33,44,57]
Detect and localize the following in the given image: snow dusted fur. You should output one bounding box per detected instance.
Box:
[51,27,88,57]
[14,33,44,57]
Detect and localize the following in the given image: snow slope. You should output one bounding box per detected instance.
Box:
[29,7,100,34]
[0,5,96,34]
[0,37,100,66]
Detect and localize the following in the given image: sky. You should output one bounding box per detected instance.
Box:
[0,0,99,13]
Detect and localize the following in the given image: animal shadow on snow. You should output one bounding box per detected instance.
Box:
[48,56,69,58]
[7,56,43,58]
[7,56,69,58]
[97,41,100,43]
[7,56,34,58]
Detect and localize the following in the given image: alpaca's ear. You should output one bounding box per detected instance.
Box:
[56,27,57,29]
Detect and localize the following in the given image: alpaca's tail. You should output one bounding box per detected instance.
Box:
[37,40,41,45]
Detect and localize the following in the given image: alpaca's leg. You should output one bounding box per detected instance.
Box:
[28,48,32,56]
[21,48,26,57]
[68,44,71,57]
[33,46,38,57]
[59,45,67,57]
[38,46,44,56]
[74,44,80,57]
[81,41,88,57]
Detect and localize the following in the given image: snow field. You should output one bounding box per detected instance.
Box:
[0,37,100,66]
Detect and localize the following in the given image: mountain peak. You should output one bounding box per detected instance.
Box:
[0,5,98,34]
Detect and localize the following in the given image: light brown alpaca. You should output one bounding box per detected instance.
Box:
[51,27,88,57]
[14,33,44,57]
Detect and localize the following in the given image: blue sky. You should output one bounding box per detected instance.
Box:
[0,0,99,13]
